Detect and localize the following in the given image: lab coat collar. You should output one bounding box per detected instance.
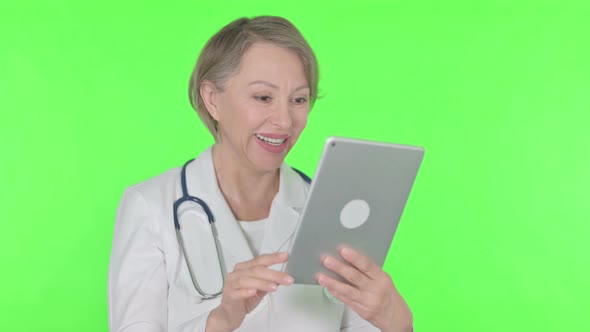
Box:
[260,162,308,256]
[184,148,253,265]
[184,147,308,267]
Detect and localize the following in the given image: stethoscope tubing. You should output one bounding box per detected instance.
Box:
[174,159,225,299]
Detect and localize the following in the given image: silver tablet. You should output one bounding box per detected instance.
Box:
[284,136,424,285]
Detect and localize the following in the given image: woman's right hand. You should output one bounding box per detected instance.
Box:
[205,252,294,332]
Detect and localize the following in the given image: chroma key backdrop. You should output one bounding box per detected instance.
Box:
[1,1,588,331]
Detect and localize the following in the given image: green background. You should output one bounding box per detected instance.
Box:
[1,0,588,331]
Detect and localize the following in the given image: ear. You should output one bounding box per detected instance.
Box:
[200,80,221,121]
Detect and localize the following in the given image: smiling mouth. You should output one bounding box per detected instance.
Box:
[255,133,288,146]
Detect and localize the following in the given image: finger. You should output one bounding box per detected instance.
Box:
[322,281,382,323]
[339,289,400,328]
[247,265,294,286]
[316,273,362,303]
[234,252,289,271]
[328,289,373,316]
[339,247,381,280]
[228,275,280,293]
[227,288,257,301]
[322,256,370,287]
[232,253,293,285]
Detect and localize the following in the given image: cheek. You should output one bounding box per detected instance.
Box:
[228,103,261,125]
[292,110,310,130]
[244,109,269,127]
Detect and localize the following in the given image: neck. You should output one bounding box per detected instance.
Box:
[211,144,280,221]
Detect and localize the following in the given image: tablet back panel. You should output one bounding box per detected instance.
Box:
[285,137,424,285]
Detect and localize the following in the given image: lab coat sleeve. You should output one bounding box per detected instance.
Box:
[108,188,169,332]
[108,188,212,332]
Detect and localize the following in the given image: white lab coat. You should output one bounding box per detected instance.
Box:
[108,147,380,332]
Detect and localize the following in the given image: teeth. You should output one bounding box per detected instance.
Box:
[255,133,287,146]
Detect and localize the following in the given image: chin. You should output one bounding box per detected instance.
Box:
[249,137,294,172]
[255,154,286,173]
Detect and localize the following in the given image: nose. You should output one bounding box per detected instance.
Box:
[270,101,292,129]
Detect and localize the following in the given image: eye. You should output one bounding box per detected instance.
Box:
[293,97,308,105]
[254,95,272,103]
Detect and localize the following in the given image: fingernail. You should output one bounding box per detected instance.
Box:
[283,276,294,284]
[324,257,335,267]
[341,247,351,258]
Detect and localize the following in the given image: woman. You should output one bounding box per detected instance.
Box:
[108,16,413,332]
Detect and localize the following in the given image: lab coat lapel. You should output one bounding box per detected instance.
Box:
[260,163,309,257]
[184,148,255,268]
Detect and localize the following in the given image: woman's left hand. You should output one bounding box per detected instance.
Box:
[317,247,413,332]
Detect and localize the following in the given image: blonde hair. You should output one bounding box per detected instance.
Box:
[188,16,319,140]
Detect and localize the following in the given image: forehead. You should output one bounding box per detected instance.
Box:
[232,43,307,83]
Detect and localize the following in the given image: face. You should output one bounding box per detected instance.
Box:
[203,42,311,173]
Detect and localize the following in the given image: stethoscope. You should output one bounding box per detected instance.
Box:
[173,158,312,300]
[173,159,224,299]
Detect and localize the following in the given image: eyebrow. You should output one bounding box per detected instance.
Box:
[248,80,310,92]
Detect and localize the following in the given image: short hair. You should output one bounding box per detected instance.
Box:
[188,16,319,140]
